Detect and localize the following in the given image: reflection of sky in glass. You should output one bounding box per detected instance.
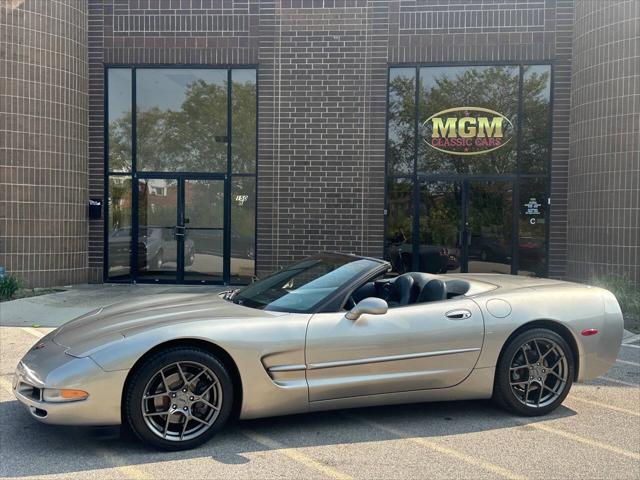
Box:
[524,65,551,99]
[108,68,131,122]
[137,69,227,112]
[232,68,256,85]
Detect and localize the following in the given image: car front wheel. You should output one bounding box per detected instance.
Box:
[124,347,234,450]
[494,328,574,416]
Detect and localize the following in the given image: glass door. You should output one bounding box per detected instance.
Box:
[466,180,514,274]
[137,178,179,281]
[182,178,225,282]
[135,176,226,283]
[406,178,515,274]
[418,181,463,273]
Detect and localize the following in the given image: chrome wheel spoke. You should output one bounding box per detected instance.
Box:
[160,369,171,392]
[144,392,169,401]
[162,413,172,438]
[191,415,212,427]
[144,411,169,417]
[179,416,189,440]
[189,367,207,386]
[176,363,189,387]
[536,384,544,407]
[195,398,220,411]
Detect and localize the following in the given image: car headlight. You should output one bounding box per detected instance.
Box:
[42,388,89,402]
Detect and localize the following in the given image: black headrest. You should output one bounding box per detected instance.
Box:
[389,274,415,305]
[417,279,448,303]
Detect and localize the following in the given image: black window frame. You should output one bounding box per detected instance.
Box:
[384,61,554,277]
[103,64,259,285]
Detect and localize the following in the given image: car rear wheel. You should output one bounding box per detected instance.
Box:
[494,328,574,416]
[124,347,234,450]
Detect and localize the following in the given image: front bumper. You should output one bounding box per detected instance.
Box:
[13,333,128,426]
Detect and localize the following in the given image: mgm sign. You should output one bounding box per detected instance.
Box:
[424,107,514,156]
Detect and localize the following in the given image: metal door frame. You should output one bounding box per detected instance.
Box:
[415,176,516,275]
[134,172,228,285]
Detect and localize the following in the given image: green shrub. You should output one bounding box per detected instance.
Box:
[0,274,22,301]
[591,274,640,318]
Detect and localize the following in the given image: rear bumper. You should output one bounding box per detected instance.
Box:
[13,334,127,426]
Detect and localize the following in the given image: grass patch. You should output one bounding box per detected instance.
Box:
[591,274,640,334]
[0,274,65,302]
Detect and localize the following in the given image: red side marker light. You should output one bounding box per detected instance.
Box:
[581,328,599,336]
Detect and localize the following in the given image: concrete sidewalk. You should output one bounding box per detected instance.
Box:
[0,284,226,327]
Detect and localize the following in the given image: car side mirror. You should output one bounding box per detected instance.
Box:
[346,297,388,320]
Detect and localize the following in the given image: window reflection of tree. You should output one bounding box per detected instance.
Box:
[108,78,257,174]
[419,66,520,174]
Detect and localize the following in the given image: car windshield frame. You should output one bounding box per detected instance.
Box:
[229,253,386,314]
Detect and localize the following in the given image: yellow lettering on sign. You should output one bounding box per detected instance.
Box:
[458,117,476,138]
[431,117,458,138]
[477,117,504,138]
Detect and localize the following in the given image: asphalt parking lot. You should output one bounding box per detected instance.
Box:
[1,326,639,480]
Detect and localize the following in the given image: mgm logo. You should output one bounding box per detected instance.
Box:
[423,107,514,156]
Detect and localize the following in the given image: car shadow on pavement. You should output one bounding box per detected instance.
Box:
[0,398,577,478]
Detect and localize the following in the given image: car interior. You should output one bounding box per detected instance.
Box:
[350,272,474,309]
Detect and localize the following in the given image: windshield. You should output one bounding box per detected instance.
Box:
[231,254,382,313]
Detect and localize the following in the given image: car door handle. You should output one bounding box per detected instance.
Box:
[445,309,472,320]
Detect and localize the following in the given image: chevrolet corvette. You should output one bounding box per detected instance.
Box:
[13,253,623,450]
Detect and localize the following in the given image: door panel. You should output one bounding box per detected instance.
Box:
[305,298,484,402]
[418,181,463,274]
[137,179,178,281]
[467,180,513,274]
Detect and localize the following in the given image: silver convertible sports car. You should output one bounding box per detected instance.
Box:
[14,253,623,450]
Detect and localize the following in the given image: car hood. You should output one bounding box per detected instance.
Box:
[52,293,281,357]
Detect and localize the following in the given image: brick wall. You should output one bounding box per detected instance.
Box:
[84,0,575,282]
[0,0,88,287]
[567,0,640,286]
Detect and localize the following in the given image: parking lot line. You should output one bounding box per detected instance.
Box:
[527,422,640,461]
[568,396,640,417]
[621,343,640,350]
[0,376,14,395]
[601,376,638,387]
[615,358,640,367]
[352,416,526,480]
[22,327,46,338]
[242,429,354,480]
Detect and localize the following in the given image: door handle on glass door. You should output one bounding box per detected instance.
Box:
[445,309,472,320]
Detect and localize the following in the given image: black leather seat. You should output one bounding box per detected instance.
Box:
[387,274,415,307]
[417,279,448,303]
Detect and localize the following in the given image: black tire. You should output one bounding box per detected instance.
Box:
[494,328,574,416]
[125,347,234,450]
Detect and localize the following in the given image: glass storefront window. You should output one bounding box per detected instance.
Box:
[518,178,548,276]
[136,69,228,172]
[386,64,551,277]
[521,65,551,173]
[385,178,413,274]
[105,67,257,284]
[232,69,257,174]
[419,66,519,174]
[419,181,462,274]
[107,69,132,172]
[230,176,256,282]
[107,177,132,278]
[387,68,416,176]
